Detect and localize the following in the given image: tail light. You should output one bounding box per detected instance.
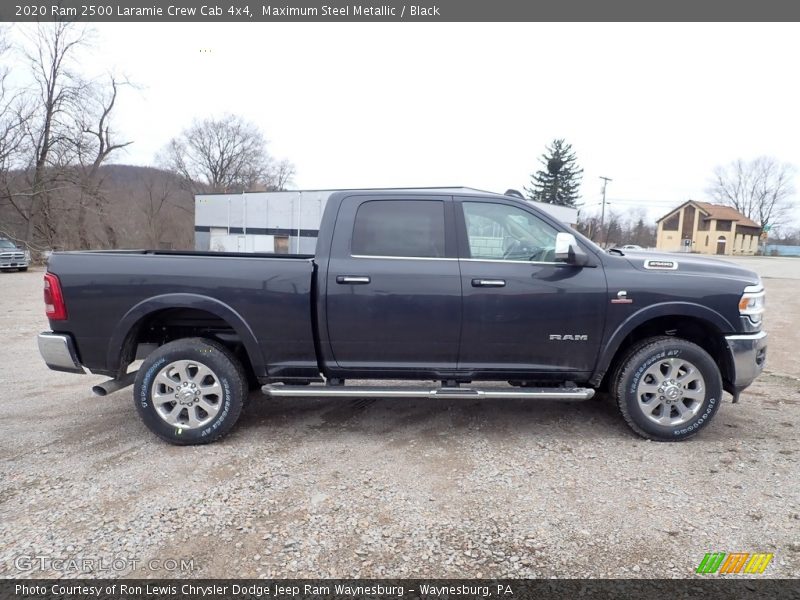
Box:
[44,272,67,320]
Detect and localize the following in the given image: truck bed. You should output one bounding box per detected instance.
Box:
[47,250,319,379]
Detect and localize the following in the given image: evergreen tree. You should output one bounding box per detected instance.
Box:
[525,139,583,207]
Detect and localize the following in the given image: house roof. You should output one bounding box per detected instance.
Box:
[657,200,761,229]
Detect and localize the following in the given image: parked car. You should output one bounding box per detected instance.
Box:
[0,238,29,271]
[37,188,767,444]
[618,244,644,251]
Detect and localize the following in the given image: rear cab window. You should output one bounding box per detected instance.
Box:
[351,200,446,258]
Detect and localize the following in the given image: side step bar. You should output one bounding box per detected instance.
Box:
[263,385,595,401]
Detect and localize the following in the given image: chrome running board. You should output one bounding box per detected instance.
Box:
[263,385,595,401]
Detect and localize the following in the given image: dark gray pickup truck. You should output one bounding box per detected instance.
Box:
[38,188,767,444]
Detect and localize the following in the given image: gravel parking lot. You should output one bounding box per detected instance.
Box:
[1,260,798,579]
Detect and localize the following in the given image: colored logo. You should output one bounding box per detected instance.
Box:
[696,552,774,574]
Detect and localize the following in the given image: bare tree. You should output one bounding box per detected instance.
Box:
[162,114,293,193]
[70,75,133,248]
[0,31,33,228]
[707,157,796,229]
[266,158,295,191]
[138,168,182,247]
[577,208,656,248]
[14,22,89,247]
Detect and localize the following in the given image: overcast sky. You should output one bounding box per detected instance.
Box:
[14,22,800,223]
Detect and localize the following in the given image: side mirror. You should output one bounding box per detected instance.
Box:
[555,232,591,266]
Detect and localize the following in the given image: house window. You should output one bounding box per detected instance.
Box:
[705,235,709,247]
[697,218,710,231]
[716,220,732,231]
[662,213,680,231]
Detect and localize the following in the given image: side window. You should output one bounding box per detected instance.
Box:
[352,200,446,258]
[462,202,559,262]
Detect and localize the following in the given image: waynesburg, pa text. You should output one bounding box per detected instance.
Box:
[16,583,510,598]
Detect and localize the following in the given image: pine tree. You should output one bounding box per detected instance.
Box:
[524,139,583,207]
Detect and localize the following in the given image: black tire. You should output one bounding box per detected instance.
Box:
[134,337,246,445]
[614,336,723,441]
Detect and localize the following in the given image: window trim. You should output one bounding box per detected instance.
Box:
[350,254,457,261]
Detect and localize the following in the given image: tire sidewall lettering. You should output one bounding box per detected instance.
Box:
[139,357,167,409]
[200,377,232,437]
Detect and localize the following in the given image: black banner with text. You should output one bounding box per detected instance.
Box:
[3,580,800,600]
[4,0,800,22]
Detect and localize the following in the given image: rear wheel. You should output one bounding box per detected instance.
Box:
[134,338,246,445]
[614,336,722,441]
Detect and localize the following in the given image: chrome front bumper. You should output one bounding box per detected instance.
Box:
[37,332,85,374]
[725,331,767,392]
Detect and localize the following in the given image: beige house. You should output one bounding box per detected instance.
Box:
[656,200,761,256]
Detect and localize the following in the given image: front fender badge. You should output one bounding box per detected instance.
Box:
[611,290,634,304]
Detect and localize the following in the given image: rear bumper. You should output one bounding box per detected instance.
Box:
[37,332,85,374]
[725,331,767,392]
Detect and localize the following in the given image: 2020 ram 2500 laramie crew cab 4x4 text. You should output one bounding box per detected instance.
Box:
[37,188,767,445]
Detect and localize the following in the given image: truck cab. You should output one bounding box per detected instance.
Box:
[37,188,767,445]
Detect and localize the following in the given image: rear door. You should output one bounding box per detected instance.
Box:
[324,195,462,372]
[455,197,607,375]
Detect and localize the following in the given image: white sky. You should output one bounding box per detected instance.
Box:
[14,22,800,224]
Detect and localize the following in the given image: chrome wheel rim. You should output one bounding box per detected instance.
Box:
[636,357,706,426]
[151,360,223,429]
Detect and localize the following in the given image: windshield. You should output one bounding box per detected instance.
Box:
[0,240,17,249]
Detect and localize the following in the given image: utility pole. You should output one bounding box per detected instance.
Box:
[599,176,612,246]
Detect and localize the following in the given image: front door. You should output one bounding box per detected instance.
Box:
[456,199,607,375]
[325,196,462,372]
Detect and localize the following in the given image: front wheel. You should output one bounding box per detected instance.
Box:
[614,336,723,441]
[134,338,246,445]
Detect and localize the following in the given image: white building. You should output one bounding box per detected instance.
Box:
[195,190,330,254]
[194,189,578,254]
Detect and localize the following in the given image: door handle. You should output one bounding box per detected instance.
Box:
[336,275,371,284]
[472,279,506,287]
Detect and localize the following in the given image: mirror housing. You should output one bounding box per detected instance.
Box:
[554,232,591,266]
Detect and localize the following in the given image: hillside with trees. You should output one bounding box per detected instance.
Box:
[0,23,293,256]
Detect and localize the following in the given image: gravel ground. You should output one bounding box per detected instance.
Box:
[0,264,798,579]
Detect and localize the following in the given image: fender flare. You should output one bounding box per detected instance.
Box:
[591,301,734,385]
[106,293,265,376]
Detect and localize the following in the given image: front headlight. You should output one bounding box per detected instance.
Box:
[739,284,765,324]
